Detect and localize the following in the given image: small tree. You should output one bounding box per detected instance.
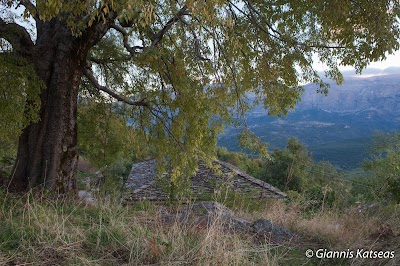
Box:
[263,137,312,192]
[363,131,400,203]
[263,139,349,209]
[306,161,348,210]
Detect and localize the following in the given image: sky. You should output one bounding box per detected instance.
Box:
[366,50,400,69]
[313,50,400,72]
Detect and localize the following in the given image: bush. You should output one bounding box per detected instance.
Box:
[363,131,400,203]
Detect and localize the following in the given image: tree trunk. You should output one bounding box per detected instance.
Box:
[9,20,96,194]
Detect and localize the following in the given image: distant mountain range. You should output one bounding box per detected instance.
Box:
[218,67,400,169]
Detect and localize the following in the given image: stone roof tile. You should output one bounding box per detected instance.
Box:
[124,159,286,202]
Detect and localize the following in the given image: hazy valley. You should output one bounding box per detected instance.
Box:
[219,68,400,169]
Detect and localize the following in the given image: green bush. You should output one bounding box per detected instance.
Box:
[363,131,400,203]
[262,138,312,192]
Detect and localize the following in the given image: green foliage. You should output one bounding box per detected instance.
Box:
[0,53,41,180]
[263,138,312,192]
[100,157,138,199]
[78,99,148,168]
[0,54,42,158]
[219,138,351,210]
[343,168,374,203]
[256,138,349,209]
[363,131,400,203]
[217,147,242,166]
[238,129,269,158]
[156,173,192,202]
[261,138,348,209]
[304,161,350,210]
[217,147,264,178]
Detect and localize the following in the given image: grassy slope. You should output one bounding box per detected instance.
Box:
[0,190,399,266]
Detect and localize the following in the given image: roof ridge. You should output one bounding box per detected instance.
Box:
[215,159,287,198]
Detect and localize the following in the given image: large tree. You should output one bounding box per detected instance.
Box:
[1,0,399,194]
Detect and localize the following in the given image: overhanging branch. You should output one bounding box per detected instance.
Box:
[0,18,34,58]
[83,66,149,107]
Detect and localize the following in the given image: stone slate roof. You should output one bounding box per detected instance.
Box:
[124,159,286,202]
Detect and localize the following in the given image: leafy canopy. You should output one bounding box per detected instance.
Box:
[78,98,149,168]
[1,0,400,186]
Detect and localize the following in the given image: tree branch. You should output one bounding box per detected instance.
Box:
[83,65,149,107]
[109,23,144,55]
[110,5,189,56]
[0,18,34,58]
[151,5,188,47]
[226,0,281,42]
[88,55,132,65]
[178,17,210,61]
[17,0,38,20]
[148,107,185,150]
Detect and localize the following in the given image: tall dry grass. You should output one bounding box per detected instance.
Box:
[261,200,399,248]
[1,189,399,265]
[0,191,284,265]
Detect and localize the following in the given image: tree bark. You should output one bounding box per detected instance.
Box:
[9,18,109,194]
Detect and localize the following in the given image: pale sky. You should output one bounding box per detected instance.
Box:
[366,50,400,69]
[313,50,400,72]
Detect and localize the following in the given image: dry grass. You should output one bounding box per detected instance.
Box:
[0,191,399,266]
[0,193,283,265]
[254,199,400,266]
[261,200,399,248]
